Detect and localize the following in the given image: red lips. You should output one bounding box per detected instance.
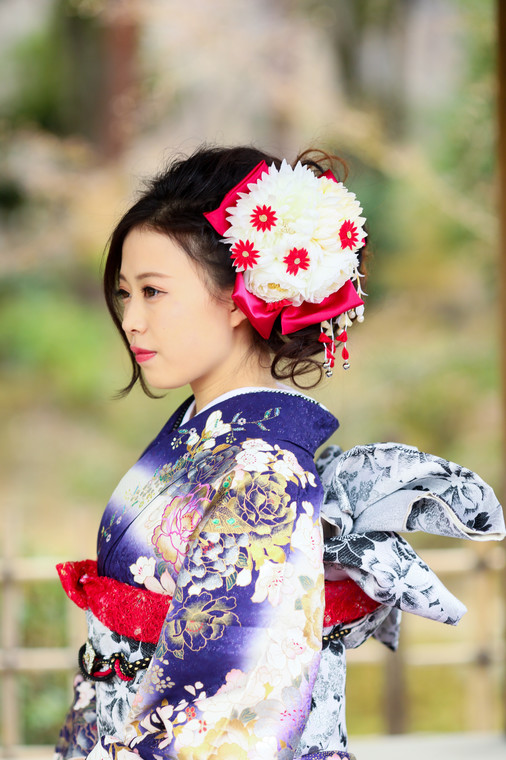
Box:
[130,346,157,363]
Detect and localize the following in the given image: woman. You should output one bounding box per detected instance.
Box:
[55,145,504,760]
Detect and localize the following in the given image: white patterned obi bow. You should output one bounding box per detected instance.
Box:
[318,442,505,649]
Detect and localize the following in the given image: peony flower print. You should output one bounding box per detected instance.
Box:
[181,532,249,596]
[165,591,240,653]
[152,486,210,571]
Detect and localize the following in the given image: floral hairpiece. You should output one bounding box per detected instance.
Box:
[204,159,366,372]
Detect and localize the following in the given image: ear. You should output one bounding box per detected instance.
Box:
[229,298,249,328]
[220,286,249,328]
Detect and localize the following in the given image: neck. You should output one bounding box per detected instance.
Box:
[191,352,277,413]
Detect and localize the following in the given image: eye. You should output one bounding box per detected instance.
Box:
[115,287,130,301]
[143,286,162,298]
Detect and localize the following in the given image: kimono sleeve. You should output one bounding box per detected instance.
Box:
[89,442,325,760]
[55,674,98,760]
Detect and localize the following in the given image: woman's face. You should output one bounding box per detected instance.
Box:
[119,227,247,396]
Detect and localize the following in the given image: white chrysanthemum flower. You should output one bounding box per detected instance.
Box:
[222,161,366,304]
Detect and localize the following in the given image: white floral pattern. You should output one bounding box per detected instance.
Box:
[298,441,505,754]
[129,556,156,584]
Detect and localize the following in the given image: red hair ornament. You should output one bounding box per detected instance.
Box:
[204,159,366,372]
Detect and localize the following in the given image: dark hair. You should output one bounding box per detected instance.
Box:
[103,145,367,397]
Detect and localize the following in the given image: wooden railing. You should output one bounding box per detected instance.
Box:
[1,544,504,756]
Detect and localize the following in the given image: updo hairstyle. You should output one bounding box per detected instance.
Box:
[103,145,367,397]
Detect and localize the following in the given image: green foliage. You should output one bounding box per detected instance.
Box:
[19,671,69,745]
[0,177,26,212]
[429,0,496,201]
[1,0,104,138]
[2,23,66,132]
[0,267,119,408]
[20,581,67,647]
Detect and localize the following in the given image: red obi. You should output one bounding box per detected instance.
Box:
[323,577,380,627]
[57,560,380,644]
[56,560,171,645]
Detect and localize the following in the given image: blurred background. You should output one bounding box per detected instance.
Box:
[0,0,504,754]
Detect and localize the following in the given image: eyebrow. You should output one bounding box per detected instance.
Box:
[119,272,171,281]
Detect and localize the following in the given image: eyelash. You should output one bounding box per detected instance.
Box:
[115,286,163,300]
[143,286,162,298]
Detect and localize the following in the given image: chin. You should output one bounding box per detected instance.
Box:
[142,373,189,391]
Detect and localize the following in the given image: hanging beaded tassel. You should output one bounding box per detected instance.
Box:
[319,268,366,374]
[319,320,336,377]
[336,329,350,370]
[336,311,353,369]
[342,269,366,369]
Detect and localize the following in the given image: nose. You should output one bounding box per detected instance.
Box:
[121,295,146,336]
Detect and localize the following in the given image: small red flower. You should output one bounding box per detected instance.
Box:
[250,204,277,232]
[231,240,260,269]
[283,247,310,276]
[185,706,197,719]
[339,220,359,249]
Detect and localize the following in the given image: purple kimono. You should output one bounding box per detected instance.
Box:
[55,388,504,760]
[56,389,350,760]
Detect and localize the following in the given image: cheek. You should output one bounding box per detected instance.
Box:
[155,291,234,351]
[194,293,234,334]
[156,300,189,333]
[206,306,236,343]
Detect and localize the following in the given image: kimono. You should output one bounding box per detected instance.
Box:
[55,388,505,760]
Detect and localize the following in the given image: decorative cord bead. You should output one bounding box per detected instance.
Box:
[79,641,153,682]
[322,627,351,643]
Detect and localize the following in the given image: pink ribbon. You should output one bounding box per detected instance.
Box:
[204,160,269,235]
[321,169,338,183]
[232,273,364,339]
